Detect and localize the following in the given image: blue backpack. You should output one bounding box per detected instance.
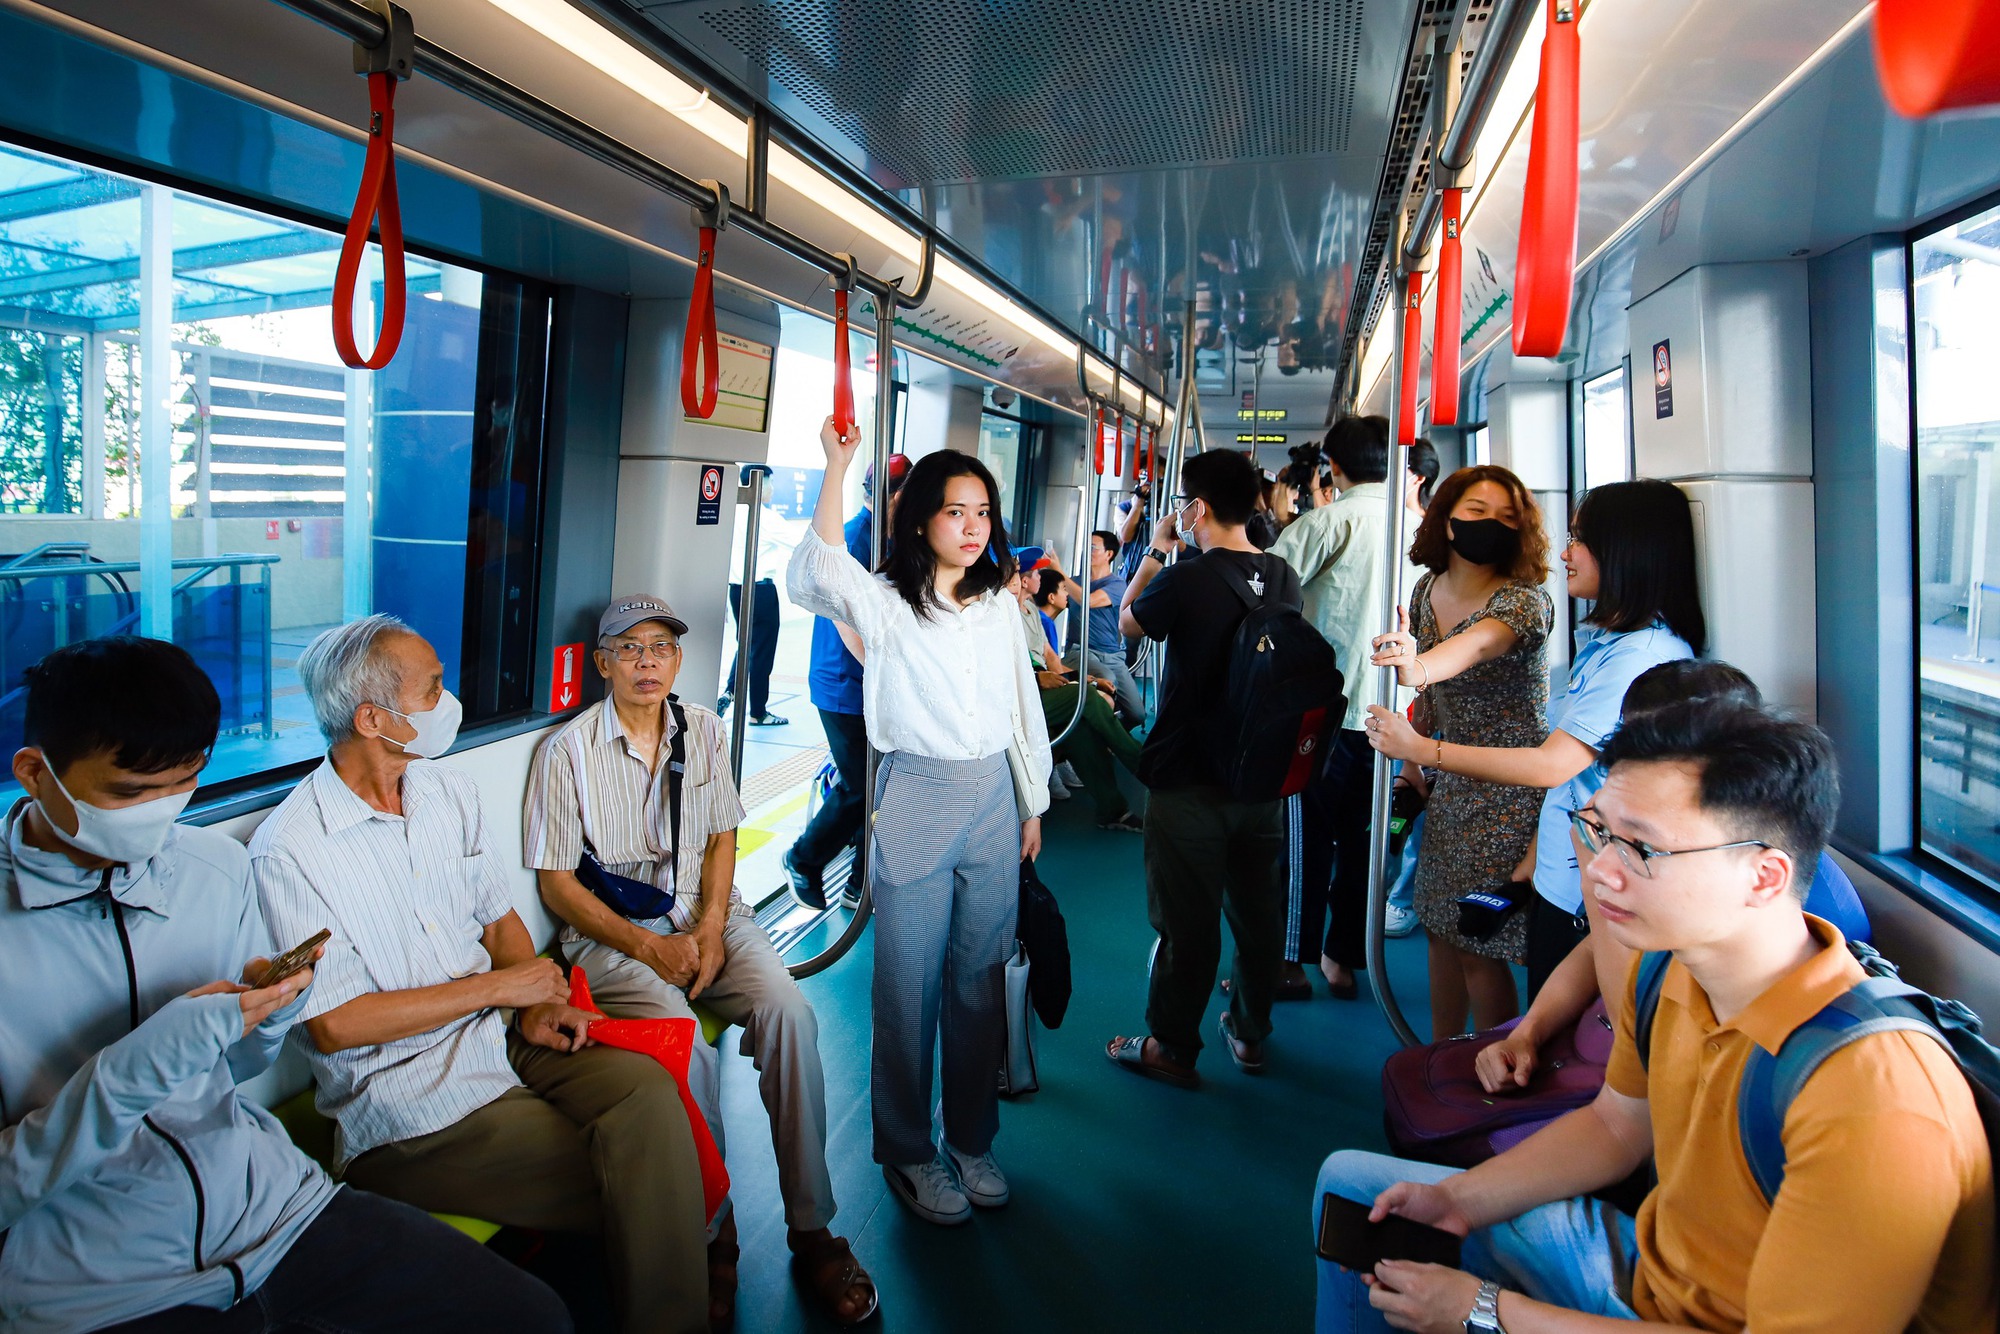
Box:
[1634,939,2000,1205]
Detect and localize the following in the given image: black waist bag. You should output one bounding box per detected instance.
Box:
[576,699,686,920]
[1202,556,1345,802]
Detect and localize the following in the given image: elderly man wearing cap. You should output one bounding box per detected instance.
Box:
[524,596,873,1330]
[252,614,710,1334]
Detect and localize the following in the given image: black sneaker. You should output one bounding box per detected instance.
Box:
[783,850,828,910]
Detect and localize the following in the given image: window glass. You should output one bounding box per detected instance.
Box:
[1913,200,2000,886]
[0,140,547,800]
[1580,366,1631,490]
[977,410,1024,519]
[1467,425,1490,466]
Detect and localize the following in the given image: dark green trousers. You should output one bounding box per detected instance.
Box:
[1038,683,1143,822]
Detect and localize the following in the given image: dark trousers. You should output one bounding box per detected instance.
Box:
[789,707,869,873]
[1291,729,1374,971]
[725,578,780,716]
[1526,894,1590,1000]
[99,1188,572,1334]
[1144,785,1287,1066]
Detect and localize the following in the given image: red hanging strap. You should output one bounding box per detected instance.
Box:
[1145,422,1158,485]
[1513,0,1581,358]
[682,223,721,418]
[1432,187,1465,427]
[831,282,855,438]
[1093,405,1106,476]
[1876,0,2000,116]
[1398,273,1424,445]
[1116,412,1130,478]
[332,71,408,371]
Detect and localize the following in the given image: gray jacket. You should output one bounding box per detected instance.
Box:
[0,801,339,1333]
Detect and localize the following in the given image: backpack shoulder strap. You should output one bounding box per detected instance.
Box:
[1633,950,1674,1071]
[1199,550,1267,616]
[665,697,689,863]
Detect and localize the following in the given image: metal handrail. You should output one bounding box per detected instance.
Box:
[0,553,279,581]
[1,542,91,570]
[728,464,774,778]
[1049,482,1094,747]
[1362,260,1424,1050]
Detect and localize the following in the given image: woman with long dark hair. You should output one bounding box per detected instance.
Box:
[788,419,1052,1229]
[1367,477,1705,997]
[1359,465,1553,1038]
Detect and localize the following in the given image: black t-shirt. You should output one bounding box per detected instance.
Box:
[1129,547,1304,791]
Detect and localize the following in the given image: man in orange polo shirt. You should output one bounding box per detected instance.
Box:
[1314,701,1994,1333]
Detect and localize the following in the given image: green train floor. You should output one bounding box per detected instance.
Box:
[676,794,1438,1334]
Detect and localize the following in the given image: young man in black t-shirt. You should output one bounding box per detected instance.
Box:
[1106,449,1304,1088]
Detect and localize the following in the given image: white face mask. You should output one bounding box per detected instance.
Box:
[377,689,462,759]
[38,758,193,866]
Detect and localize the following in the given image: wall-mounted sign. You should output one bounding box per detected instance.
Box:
[1235,408,1289,421]
[1236,433,1287,444]
[697,464,725,525]
[1652,340,1674,419]
[683,333,774,432]
[548,642,585,712]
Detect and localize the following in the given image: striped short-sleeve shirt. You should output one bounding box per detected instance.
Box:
[522,697,746,940]
[249,760,522,1167]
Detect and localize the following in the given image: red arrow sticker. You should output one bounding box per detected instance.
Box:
[549,641,585,713]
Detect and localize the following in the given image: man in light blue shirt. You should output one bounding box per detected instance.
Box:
[0,636,561,1334]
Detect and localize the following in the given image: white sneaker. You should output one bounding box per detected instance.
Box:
[1385,902,1419,938]
[943,1142,1010,1208]
[883,1157,972,1225]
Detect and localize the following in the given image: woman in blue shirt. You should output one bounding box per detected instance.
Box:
[1366,478,1706,998]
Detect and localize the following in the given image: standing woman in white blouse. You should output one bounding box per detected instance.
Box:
[788,416,1053,1228]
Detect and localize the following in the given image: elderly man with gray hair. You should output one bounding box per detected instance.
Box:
[522,596,872,1329]
[249,614,711,1334]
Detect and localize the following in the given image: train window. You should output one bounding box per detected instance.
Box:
[1913,200,2000,887]
[1580,366,1632,489]
[0,139,552,802]
[1467,424,1491,465]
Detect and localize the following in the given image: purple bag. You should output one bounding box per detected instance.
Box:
[1381,999,1615,1167]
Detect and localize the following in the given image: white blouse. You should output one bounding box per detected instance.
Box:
[788,529,1054,778]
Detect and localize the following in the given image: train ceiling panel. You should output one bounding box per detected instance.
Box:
[626,0,1377,187]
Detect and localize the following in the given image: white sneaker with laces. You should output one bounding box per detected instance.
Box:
[883,1156,972,1225]
[1385,902,1418,938]
[943,1142,1010,1209]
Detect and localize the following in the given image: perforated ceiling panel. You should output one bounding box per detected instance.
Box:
[650,0,1364,185]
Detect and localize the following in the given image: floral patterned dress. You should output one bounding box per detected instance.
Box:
[1409,572,1551,962]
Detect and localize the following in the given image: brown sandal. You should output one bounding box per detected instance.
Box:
[707,1213,739,1333]
[790,1232,879,1326]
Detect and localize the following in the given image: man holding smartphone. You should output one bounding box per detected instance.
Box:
[1,637,565,1333]
[1313,701,1992,1334]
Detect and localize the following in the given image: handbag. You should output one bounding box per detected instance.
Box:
[1380,998,1615,1167]
[997,943,1039,1096]
[575,699,685,920]
[1006,654,1050,821]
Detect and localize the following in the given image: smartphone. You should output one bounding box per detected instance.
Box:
[258,928,331,988]
[1316,1192,1462,1271]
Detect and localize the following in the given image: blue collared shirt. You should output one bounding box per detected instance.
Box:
[807,507,873,715]
[0,803,335,1333]
[1533,620,1695,914]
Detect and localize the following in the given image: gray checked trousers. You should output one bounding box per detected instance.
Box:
[869,749,1020,1167]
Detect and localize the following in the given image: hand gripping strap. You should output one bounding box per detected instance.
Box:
[1512,0,1581,358]
[831,285,855,438]
[682,225,720,418]
[568,968,731,1221]
[332,72,408,370]
[1397,272,1424,445]
[1432,188,1465,426]
[1875,0,2000,118]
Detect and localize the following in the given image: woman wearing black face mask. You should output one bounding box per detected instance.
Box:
[1362,466,1552,1040]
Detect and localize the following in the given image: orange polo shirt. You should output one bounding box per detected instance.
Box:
[1604,916,1994,1333]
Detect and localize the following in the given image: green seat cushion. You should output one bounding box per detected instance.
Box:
[690,1000,728,1047]
[270,1088,504,1243]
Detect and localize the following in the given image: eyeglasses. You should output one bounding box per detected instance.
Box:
[1568,809,1771,880]
[605,640,681,663]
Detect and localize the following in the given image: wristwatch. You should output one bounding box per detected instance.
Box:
[1144,546,1170,564]
[1463,1279,1505,1333]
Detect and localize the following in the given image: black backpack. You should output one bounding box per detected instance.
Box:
[1201,554,1344,802]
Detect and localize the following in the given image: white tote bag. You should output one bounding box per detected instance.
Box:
[997,943,1039,1096]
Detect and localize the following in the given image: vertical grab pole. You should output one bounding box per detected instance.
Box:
[851,295,897,917]
[728,463,772,779]
[1364,267,1424,1049]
